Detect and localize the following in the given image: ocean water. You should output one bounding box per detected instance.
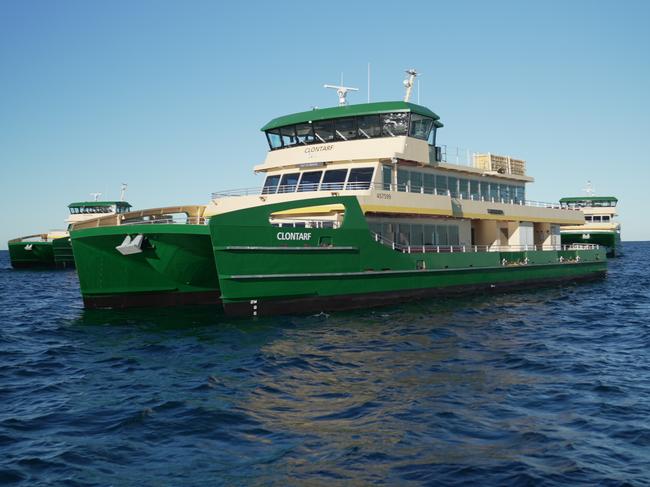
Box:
[1,243,649,486]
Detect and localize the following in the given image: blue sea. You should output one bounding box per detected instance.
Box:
[1,243,649,486]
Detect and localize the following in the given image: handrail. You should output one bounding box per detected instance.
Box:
[212,182,563,209]
[370,231,599,254]
[71,205,208,230]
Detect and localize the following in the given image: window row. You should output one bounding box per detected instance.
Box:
[69,206,119,214]
[262,167,375,194]
[585,215,611,222]
[266,112,436,150]
[369,222,461,247]
[387,167,526,202]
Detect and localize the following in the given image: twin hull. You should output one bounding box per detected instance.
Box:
[9,237,75,269]
[70,197,607,316]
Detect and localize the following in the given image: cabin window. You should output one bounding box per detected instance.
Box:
[584,215,593,221]
[448,177,458,197]
[321,169,348,190]
[397,224,410,245]
[297,171,323,192]
[382,165,392,191]
[470,180,480,199]
[410,172,423,193]
[381,113,409,137]
[602,215,610,222]
[334,118,358,141]
[347,167,374,190]
[262,175,281,194]
[459,179,469,199]
[435,225,449,246]
[357,115,381,138]
[313,120,335,143]
[500,184,509,201]
[278,173,299,193]
[280,126,298,147]
[382,222,395,242]
[480,182,489,200]
[397,169,409,192]
[436,175,448,195]
[592,215,601,222]
[409,114,434,140]
[266,129,283,150]
[515,186,525,203]
[509,185,517,202]
[490,183,499,201]
[411,224,424,246]
[295,123,316,145]
[424,225,435,245]
[448,226,460,246]
[423,173,435,194]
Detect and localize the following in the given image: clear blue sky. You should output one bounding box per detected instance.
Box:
[1,0,648,247]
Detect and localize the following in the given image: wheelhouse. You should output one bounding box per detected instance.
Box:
[261,101,444,151]
[559,197,618,209]
[68,201,132,215]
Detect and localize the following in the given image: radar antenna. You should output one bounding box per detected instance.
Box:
[120,183,128,201]
[583,180,595,196]
[324,84,359,106]
[90,192,102,202]
[403,68,420,103]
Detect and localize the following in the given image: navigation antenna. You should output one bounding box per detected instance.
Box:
[90,192,102,202]
[324,84,359,106]
[403,68,419,103]
[583,180,595,196]
[120,183,128,201]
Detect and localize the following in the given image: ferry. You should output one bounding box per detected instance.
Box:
[9,189,132,269]
[69,71,606,313]
[559,191,621,257]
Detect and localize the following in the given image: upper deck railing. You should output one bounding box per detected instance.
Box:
[212,182,562,209]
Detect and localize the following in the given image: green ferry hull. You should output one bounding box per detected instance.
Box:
[71,224,220,308]
[210,196,607,317]
[8,241,56,268]
[52,236,75,268]
[561,231,621,258]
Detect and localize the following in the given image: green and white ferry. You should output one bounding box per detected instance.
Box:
[559,191,621,257]
[9,192,132,269]
[70,71,607,314]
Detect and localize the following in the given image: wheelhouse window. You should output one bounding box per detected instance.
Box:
[266,129,283,150]
[409,114,434,140]
[278,173,299,193]
[262,175,281,194]
[381,113,409,137]
[297,171,322,192]
[357,115,381,138]
[346,167,374,190]
[334,118,358,141]
[321,169,348,190]
[280,126,298,147]
[313,120,335,143]
[295,123,316,145]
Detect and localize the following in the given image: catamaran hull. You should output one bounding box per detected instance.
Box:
[561,231,621,258]
[220,264,606,317]
[9,241,56,268]
[210,196,607,317]
[71,224,221,309]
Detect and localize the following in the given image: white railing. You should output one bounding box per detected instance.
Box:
[212,182,562,209]
[371,232,599,254]
[122,216,207,226]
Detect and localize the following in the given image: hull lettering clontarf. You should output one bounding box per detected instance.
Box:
[276,232,312,241]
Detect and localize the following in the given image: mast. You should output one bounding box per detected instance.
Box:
[403,68,419,103]
[323,83,359,106]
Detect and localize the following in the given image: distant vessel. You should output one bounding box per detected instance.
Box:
[559,191,621,258]
[8,188,132,269]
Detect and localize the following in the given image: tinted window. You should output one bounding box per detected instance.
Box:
[346,167,374,190]
[409,114,433,140]
[266,129,282,150]
[397,169,409,192]
[321,169,348,190]
[470,180,479,199]
[262,175,281,194]
[295,123,316,145]
[423,173,435,194]
[278,173,299,193]
[280,126,298,147]
[448,177,458,197]
[381,113,409,136]
[313,120,335,143]
[334,118,357,141]
[357,115,381,138]
[436,174,448,194]
[410,171,422,193]
[297,171,322,192]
